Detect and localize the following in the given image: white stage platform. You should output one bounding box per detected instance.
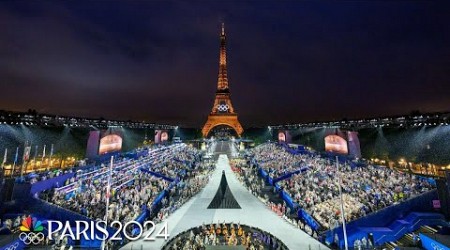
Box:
[121,154,328,250]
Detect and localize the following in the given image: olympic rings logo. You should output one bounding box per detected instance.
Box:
[4,242,19,250]
[217,104,229,112]
[19,232,45,245]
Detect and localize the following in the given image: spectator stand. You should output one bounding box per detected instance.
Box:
[252,159,324,233]
[250,143,441,249]
[2,144,188,249]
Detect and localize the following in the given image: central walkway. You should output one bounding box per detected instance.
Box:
[122,144,328,250]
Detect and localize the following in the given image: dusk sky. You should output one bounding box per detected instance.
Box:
[0,1,449,127]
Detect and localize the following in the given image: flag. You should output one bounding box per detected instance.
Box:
[42,145,46,158]
[14,147,19,165]
[23,146,31,161]
[106,156,113,199]
[34,145,38,159]
[2,148,7,165]
[47,144,54,170]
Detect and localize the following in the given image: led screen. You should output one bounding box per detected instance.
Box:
[278,131,286,142]
[155,130,169,143]
[161,131,169,142]
[98,134,123,155]
[324,135,348,154]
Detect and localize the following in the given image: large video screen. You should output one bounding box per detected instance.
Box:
[278,131,286,142]
[161,131,169,142]
[155,130,170,144]
[324,135,348,154]
[277,130,291,143]
[99,134,123,155]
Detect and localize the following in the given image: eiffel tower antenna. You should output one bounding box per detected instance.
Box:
[217,22,228,91]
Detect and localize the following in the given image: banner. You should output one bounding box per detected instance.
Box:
[42,144,46,164]
[2,148,7,165]
[48,144,54,170]
[34,145,38,160]
[14,147,19,165]
[23,146,31,161]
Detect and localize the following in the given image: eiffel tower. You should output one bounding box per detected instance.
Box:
[202,23,244,137]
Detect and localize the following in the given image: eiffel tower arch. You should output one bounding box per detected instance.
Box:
[202,24,243,138]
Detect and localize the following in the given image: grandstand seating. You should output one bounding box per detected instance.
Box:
[247,142,446,249]
[0,143,208,250]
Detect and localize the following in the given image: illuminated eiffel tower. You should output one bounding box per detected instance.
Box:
[202,23,243,137]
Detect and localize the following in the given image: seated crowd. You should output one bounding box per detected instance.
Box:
[231,159,321,240]
[43,172,168,222]
[251,143,319,179]
[0,214,27,234]
[39,144,208,229]
[252,143,435,230]
[150,145,202,179]
[153,159,215,223]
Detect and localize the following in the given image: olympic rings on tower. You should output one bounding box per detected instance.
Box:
[217,104,229,112]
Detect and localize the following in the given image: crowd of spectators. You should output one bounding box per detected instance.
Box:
[251,143,435,230]
[42,172,168,222]
[251,143,314,179]
[150,145,202,179]
[153,159,215,223]
[0,214,26,234]
[234,153,313,222]
[231,158,321,240]
[39,144,207,229]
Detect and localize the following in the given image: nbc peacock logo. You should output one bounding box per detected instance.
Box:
[18,216,45,245]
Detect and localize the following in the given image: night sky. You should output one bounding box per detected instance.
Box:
[0,1,449,127]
